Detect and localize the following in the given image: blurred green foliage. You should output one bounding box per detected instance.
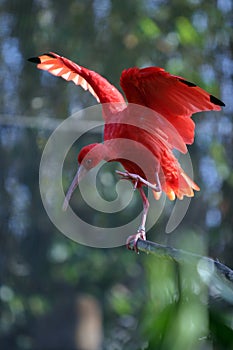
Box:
[0,0,232,349]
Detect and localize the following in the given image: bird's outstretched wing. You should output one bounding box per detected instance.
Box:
[28,52,125,115]
[120,67,225,145]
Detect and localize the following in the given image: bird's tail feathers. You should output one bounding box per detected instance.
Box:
[153,170,200,201]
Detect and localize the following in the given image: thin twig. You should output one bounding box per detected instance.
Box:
[129,238,233,304]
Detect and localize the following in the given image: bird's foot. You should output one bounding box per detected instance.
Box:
[126,228,146,253]
[116,170,161,192]
[116,170,139,189]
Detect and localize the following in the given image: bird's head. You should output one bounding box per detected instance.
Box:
[63,143,108,210]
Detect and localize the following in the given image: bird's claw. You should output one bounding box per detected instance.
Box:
[116,170,132,180]
[116,170,161,192]
[116,171,138,190]
[126,229,146,253]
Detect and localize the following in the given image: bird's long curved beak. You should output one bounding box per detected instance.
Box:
[62,165,87,211]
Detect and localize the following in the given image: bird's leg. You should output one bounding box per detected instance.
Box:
[116,170,161,192]
[126,187,149,252]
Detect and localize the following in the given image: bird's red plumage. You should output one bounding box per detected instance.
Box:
[33,52,126,115]
[120,66,223,144]
[29,52,224,200]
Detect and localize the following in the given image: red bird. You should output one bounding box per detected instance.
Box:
[29,52,224,250]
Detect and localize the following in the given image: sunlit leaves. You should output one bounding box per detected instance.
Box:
[139,17,160,39]
[175,16,200,45]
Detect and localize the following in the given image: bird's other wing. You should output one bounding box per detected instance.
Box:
[28,52,126,116]
[120,67,225,145]
[122,104,188,153]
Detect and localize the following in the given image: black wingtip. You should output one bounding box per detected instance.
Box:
[44,52,56,58]
[28,56,41,64]
[210,94,225,107]
[178,78,197,87]
[28,53,55,64]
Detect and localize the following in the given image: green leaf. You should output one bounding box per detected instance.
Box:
[176,16,199,44]
[139,18,160,39]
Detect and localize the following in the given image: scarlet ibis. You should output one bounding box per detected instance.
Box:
[29,52,224,250]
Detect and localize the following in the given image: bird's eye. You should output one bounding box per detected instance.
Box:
[85,158,92,166]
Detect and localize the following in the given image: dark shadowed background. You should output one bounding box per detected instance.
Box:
[0,1,232,349]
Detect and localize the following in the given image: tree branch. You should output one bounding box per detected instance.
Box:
[130,239,233,304]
